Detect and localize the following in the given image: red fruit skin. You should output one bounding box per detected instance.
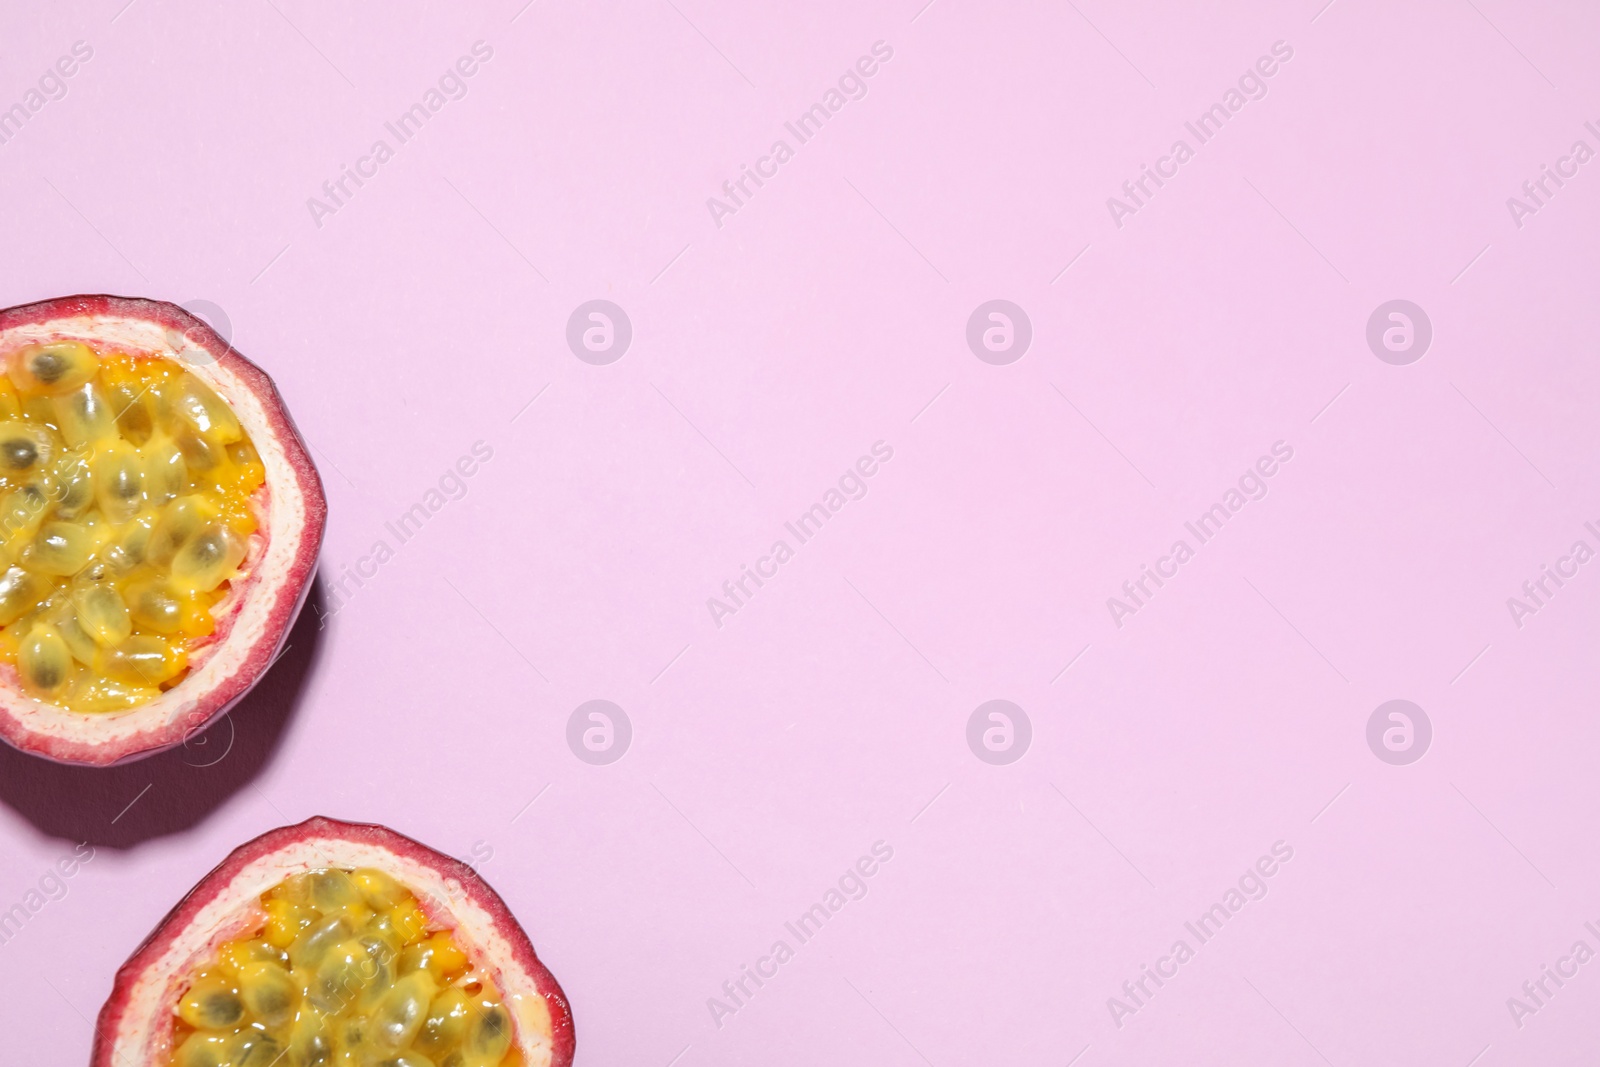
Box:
[0,294,326,766]
[92,816,575,1067]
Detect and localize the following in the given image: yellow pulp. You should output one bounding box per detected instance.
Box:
[0,341,264,712]
[167,868,524,1067]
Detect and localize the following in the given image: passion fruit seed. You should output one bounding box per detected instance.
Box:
[148,495,211,567]
[127,579,183,633]
[355,868,409,910]
[417,988,472,1055]
[104,633,187,686]
[165,869,521,1067]
[0,344,263,712]
[171,1031,231,1067]
[93,441,145,523]
[309,868,362,913]
[54,454,93,519]
[108,379,155,444]
[27,521,93,576]
[173,376,243,445]
[18,624,69,695]
[177,974,245,1030]
[238,962,296,1027]
[48,600,99,665]
[146,438,187,505]
[373,971,439,1051]
[287,1011,332,1067]
[71,583,132,646]
[288,914,351,971]
[217,937,286,975]
[0,565,44,625]
[53,382,117,447]
[0,484,52,553]
[465,1004,514,1062]
[105,512,157,574]
[310,938,379,1012]
[11,342,98,394]
[0,422,46,473]
[228,1031,281,1067]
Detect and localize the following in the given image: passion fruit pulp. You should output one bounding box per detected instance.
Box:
[0,295,325,765]
[94,817,574,1067]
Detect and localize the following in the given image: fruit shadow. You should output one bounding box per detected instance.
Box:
[0,577,328,848]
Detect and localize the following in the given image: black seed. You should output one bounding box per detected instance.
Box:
[2,438,37,470]
[236,1033,280,1067]
[29,662,61,689]
[203,992,243,1026]
[29,350,66,383]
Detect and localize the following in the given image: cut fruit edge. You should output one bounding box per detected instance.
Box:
[0,295,326,765]
[94,816,575,1067]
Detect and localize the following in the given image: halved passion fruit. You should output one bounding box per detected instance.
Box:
[94,817,575,1067]
[0,295,325,765]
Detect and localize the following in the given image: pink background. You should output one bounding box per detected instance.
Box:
[2,0,1600,1063]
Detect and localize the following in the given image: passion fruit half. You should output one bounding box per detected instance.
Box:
[0,295,325,765]
[94,817,575,1067]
